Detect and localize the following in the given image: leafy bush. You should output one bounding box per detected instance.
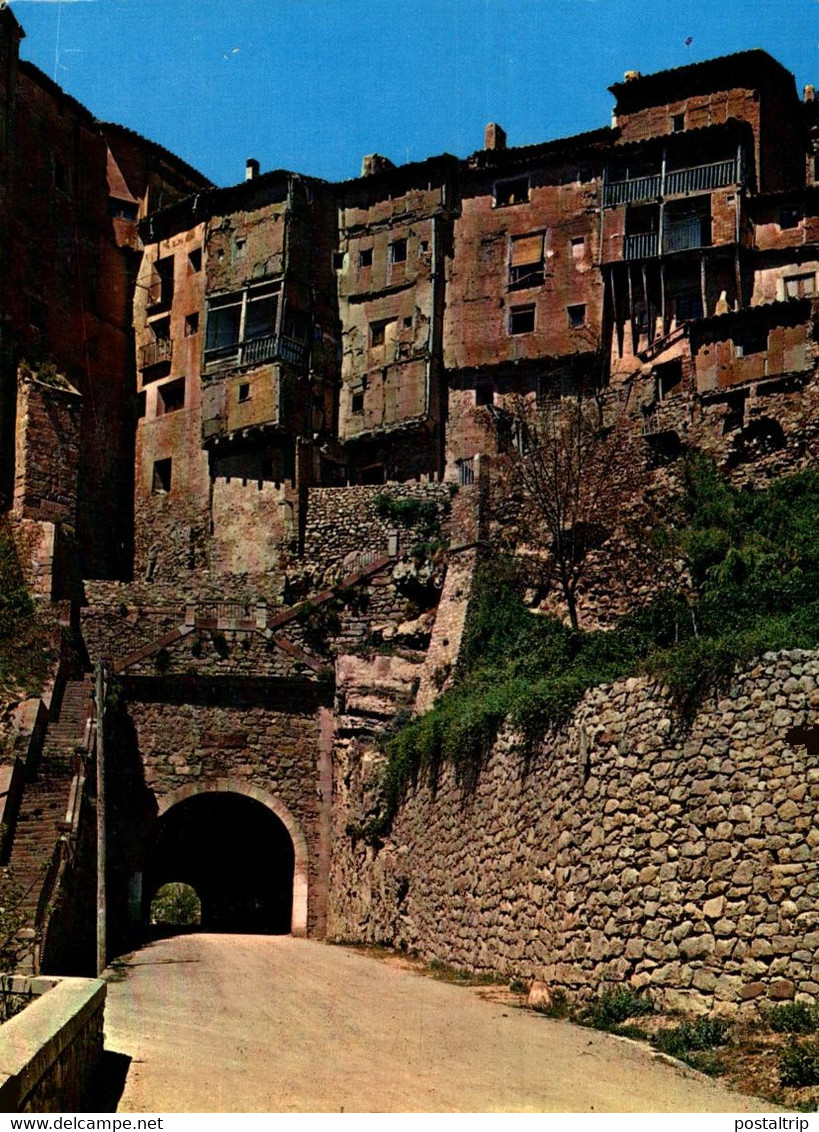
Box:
[150,882,201,926]
[577,987,654,1031]
[770,1002,819,1035]
[780,1040,819,1087]
[372,457,819,831]
[374,494,441,532]
[653,1017,731,1058]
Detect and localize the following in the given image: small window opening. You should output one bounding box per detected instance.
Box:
[509,304,536,335]
[235,237,246,258]
[475,382,494,407]
[420,240,429,253]
[152,458,172,494]
[403,316,413,328]
[390,238,407,264]
[780,207,800,230]
[784,273,817,299]
[509,232,545,289]
[735,326,768,357]
[108,197,138,221]
[188,248,202,273]
[333,251,345,271]
[671,113,685,133]
[238,382,251,403]
[184,312,199,337]
[567,303,586,328]
[655,359,683,401]
[359,248,373,268]
[157,378,185,415]
[570,236,585,259]
[494,176,530,207]
[136,391,146,419]
[370,318,396,348]
[54,160,69,193]
[352,391,365,413]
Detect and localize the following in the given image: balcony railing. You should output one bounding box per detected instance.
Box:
[665,159,737,196]
[662,217,711,254]
[603,157,739,208]
[624,231,660,260]
[204,333,308,371]
[603,174,661,207]
[139,338,172,369]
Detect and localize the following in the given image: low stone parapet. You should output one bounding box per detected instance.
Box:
[0,975,105,1112]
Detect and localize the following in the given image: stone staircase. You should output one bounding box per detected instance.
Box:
[4,677,93,926]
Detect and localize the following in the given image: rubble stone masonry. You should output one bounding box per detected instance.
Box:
[330,649,819,1017]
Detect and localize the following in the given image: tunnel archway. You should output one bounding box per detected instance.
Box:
[146,782,308,936]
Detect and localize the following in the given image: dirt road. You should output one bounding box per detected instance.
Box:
[101,933,778,1113]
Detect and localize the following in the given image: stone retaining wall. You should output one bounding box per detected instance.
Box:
[0,976,105,1112]
[329,649,819,1017]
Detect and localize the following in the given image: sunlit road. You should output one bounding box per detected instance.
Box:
[102,933,777,1113]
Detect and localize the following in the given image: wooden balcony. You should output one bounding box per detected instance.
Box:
[139,338,172,370]
[603,157,739,208]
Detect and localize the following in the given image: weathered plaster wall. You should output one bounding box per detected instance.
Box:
[330,649,819,1018]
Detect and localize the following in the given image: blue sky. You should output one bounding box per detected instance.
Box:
[8,0,819,187]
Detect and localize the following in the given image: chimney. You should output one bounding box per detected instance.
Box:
[245,158,260,181]
[624,70,642,83]
[485,122,507,151]
[805,85,816,103]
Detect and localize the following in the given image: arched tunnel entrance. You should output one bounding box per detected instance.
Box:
[144,789,302,935]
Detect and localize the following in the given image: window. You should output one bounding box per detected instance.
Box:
[184,313,199,337]
[570,236,585,260]
[204,280,280,363]
[149,255,174,310]
[509,233,545,289]
[735,327,767,357]
[671,113,685,133]
[475,381,494,407]
[333,251,345,271]
[403,316,413,328]
[674,292,703,322]
[108,197,138,221]
[509,304,535,335]
[359,248,373,268]
[238,383,250,403]
[351,391,365,413]
[235,238,246,258]
[567,303,586,328]
[655,359,683,401]
[780,207,800,230]
[494,177,530,207]
[53,159,69,194]
[784,273,817,299]
[152,458,172,494]
[370,318,397,348]
[188,248,202,273]
[157,378,185,416]
[390,238,407,264]
[136,391,146,419]
[420,240,429,253]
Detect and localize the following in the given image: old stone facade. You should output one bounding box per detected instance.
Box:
[5,2,819,1010]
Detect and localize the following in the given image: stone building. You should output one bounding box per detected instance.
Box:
[5,6,819,1012]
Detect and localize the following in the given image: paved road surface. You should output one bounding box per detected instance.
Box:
[102,933,777,1113]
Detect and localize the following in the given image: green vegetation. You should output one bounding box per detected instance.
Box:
[0,520,51,695]
[150,882,201,927]
[780,1040,819,1087]
[653,1017,731,1060]
[576,987,654,1037]
[770,1002,819,1035]
[373,455,819,834]
[374,493,441,534]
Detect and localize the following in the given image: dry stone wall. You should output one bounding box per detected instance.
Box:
[329,649,819,1017]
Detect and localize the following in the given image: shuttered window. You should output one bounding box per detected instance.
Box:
[509,233,545,289]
